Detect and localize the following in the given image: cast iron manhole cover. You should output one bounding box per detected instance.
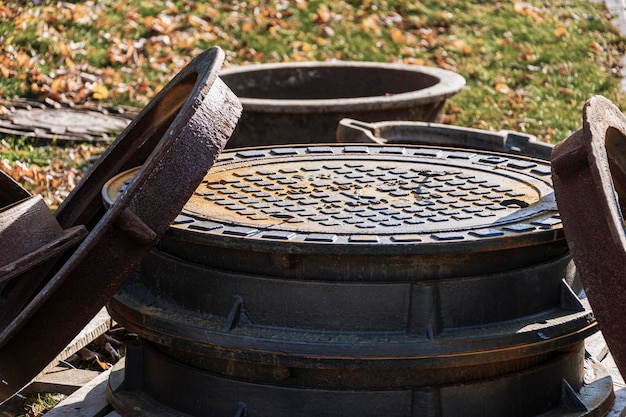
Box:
[0,99,136,142]
[104,144,560,251]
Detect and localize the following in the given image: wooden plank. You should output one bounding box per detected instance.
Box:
[43,369,112,417]
[24,368,101,396]
[588,331,626,416]
[585,330,610,361]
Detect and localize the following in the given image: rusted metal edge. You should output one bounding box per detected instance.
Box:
[0,196,88,331]
[551,95,626,379]
[0,170,30,208]
[336,118,553,160]
[0,225,86,285]
[0,46,242,404]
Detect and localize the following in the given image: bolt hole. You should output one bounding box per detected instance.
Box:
[501,198,529,208]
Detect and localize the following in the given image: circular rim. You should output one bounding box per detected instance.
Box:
[103,144,563,256]
[107,350,614,417]
[220,61,466,113]
[108,283,596,366]
[552,95,626,382]
[337,118,554,161]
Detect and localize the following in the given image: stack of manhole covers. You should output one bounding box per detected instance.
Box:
[104,140,614,417]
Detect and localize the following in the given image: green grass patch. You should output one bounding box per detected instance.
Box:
[0,392,65,417]
[0,1,625,144]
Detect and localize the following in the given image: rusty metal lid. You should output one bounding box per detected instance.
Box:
[337,118,554,160]
[104,144,565,279]
[106,144,560,249]
[552,95,626,380]
[0,46,241,404]
[0,170,30,208]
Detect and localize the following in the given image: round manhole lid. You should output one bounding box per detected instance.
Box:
[0,105,134,142]
[104,144,561,253]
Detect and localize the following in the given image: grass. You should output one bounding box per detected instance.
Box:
[0,0,624,141]
[0,392,65,417]
[0,137,103,207]
[0,137,89,167]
